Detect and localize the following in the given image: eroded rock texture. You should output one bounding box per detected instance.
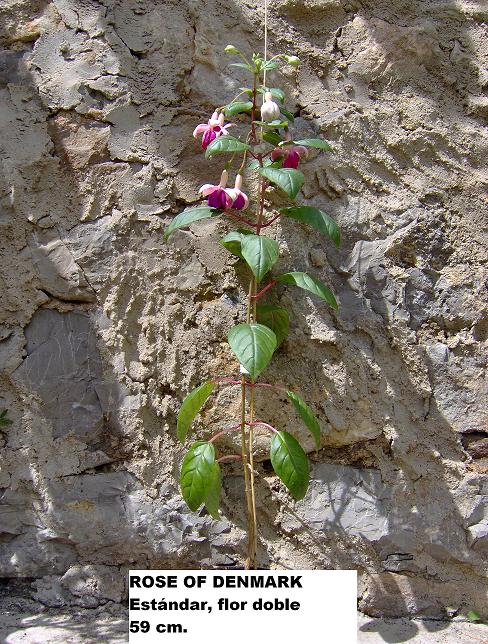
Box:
[0,0,487,618]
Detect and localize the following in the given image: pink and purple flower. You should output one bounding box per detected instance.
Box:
[193,111,233,150]
[271,144,308,169]
[199,171,249,210]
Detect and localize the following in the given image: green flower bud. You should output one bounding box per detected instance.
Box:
[224,45,240,55]
[282,55,300,67]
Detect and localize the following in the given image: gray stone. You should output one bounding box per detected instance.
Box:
[286,464,391,542]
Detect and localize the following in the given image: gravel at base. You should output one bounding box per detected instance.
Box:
[358,613,488,643]
[1,601,487,644]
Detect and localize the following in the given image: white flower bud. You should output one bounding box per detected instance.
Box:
[219,169,229,187]
[260,92,281,122]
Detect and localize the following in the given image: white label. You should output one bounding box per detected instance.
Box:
[129,570,357,643]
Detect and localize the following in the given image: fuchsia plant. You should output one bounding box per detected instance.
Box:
[164,46,340,569]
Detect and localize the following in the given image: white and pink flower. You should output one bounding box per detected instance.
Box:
[193,111,233,150]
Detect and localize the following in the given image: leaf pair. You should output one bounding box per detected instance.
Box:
[180,441,221,518]
[221,231,279,283]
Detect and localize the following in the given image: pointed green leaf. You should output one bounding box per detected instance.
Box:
[230,62,254,72]
[224,101,253,117]
[220,229,253,259]
[204,462,221,519]
[177,381,215,443]
[256,305,289,346]
[180,441,216,511]
[262,131,283,146]
[258,167,304,199]
[280,107,295,123]
[253,119,289,128]
[261,60,278,71]
[279,205,340,246]
[228,323,277,381]
[205,135,251,159]
[164,207,218,240]
[270,431,309,500]
[293,138,332,151]
[276,272,338,309]
[241,235,279,283]
[287,391,321,450]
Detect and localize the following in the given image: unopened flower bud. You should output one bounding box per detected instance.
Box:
[219,169,229,187]
[283,55,300,67]
[260,92,281,122]
[224,45,240,55]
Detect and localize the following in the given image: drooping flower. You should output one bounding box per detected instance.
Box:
[199,170,235,209]
[193,111,233,150]
[271,144,308,169]
[227,174,249,210]
[260,92,281,122]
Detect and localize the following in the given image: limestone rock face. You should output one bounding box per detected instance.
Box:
[0,0,487,617]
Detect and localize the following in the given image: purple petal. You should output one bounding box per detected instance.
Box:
[232,193,246,210]
[202,129,217,149]
[207,188,229,209]
[283,150,300,168]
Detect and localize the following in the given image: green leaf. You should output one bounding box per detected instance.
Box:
[205,135,251,159]
[293,138,332,151]
[280,107,295,123]
[204,462,221,519]
[257,87,285,103]
[276,272,338,309]
[287,391,321,450]
[258,167,304,199]
[180,441,216,511]
[262,131,283,146]
[177,381,215,443]
[220,229,253,259]
[164,207,218,240]
[270,431,309,500]
[261,60,278,71]
[230,62,254,72]
[256,305,289,346]
[467,610,482,622]
[224,101,253,117]
[228,323,277,381]
[279,205,340,246]
[253,119,288,128]
[241,235,279,283]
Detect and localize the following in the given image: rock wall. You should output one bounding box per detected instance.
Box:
[1,0,487,617]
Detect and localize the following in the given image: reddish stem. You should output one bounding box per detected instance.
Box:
[214,377,287,393]
[251,279,277,300]
[224,210,259,229]
[261,213,281,228]
[252,421,279,434]
[217,454,242,463]
[209,423,241,443]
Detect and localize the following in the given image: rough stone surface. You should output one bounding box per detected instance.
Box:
[0,0,487,619]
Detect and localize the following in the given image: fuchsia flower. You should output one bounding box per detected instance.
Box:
[199,171,249,210]
[193,111,233,150]
[199,170,235,209]
[227,174,249,210]
[271,144,308,169]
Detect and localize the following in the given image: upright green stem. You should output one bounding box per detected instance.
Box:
[242,70,271,569]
